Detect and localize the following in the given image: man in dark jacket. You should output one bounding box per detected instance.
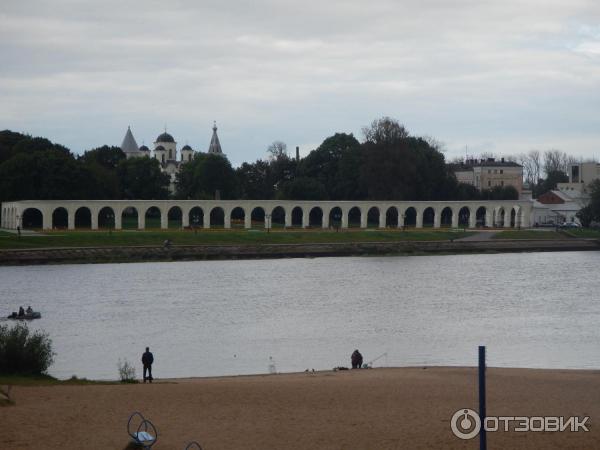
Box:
[351,349,363,369]
[142,347,154,383]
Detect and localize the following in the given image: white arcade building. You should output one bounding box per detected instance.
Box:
[120,122,224,191]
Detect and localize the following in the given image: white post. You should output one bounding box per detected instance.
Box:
[433,209,441,228]
[302,208,309,228]
[451,209,459,228]
[341,210,348,229]
[469,209,477,228]
[360,210,368,228]
[68,209,75,230]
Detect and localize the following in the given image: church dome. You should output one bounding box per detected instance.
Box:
[182,144,192,150]
[156,132,175,143]
[139,145,150,152]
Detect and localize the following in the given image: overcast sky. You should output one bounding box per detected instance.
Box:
[1,0,599,166]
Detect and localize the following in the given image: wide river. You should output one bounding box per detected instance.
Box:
[1,251,599,379]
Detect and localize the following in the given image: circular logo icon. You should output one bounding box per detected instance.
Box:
[451,408,481,440]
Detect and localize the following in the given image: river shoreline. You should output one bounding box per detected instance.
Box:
[2,367,598,449]
[0,238,597,265]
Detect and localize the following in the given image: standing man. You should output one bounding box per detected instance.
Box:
[142,347,154,383]
[351,349,363,369]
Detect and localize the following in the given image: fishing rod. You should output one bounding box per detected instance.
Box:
[367,352,388,367]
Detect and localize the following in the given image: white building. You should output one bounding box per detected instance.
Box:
[557,161,600,194]
[120,122,224,192]
[450,158,524,194]
[531,189,589,226]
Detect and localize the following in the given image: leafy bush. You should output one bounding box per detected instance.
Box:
[117,358,137,383]
[0,323,55,375]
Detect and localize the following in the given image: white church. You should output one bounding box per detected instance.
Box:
[120,122,224,191]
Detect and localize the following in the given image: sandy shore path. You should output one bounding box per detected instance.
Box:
[2,367,599,449]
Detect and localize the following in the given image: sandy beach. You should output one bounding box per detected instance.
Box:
[1,367,599,449]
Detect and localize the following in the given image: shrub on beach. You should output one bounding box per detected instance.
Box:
[0,322,55,375]
[117,358,137,383]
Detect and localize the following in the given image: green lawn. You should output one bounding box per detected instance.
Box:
[0,231,13,237]
[0,228,473,250]
[563,228,600,238]
[492,230,571,240]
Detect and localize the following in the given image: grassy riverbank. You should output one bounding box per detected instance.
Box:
[0,229,472,250]
[492,230,571,239]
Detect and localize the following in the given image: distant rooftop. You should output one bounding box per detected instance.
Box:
[450,157,522,170]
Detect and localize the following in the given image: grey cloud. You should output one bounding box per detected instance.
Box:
[1,0,599,165]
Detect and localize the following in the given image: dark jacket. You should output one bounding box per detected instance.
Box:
[351,350,363,366]
[142,351,154,366]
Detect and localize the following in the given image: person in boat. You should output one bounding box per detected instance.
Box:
[26,306,33,314]
[18,306,25,317]
[351,349,363,369]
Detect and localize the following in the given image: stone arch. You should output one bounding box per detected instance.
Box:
[403,207,417,227]
[422,207,435,227]
[75,206,92,229]
[309,206,323,227]
[511,206,519,228]
[230,206,246,228]
[348,206,361,228]
[210,206,225,228]
[386,206,399,228]
[251,206,265,228]
[270,206,285,228]
[495,207,506,227]
[98,206,116,229]
[440,207,453,227]
[22,207,43,229]
[122,207,139,230]
[329,206,343,230]
[52,207,68,229]
[458,206,470,228]
[189,206,204,228]
[168,206,182,229]
[367,206,379,228]
[291,206,303,227]
[476,206,487,227]
[144,206,161,229]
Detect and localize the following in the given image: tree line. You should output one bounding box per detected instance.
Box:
[1,118,524,213]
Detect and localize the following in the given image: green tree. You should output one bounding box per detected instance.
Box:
[536,170,568,196]
[80,145,125,170]
[362,116,409,145]
[360,136,454,200]
[277,177,327,200]
[79,146,126,199]
[176,153,237,199]
[117,157,170,199]
[236,160,274,199]
[0,130,29,164]
[299,133,363,199]
[0,323,55,375]
[0,146,93,201]
[577,180,600,226]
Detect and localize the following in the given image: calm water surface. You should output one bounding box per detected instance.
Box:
[1,252,599,379]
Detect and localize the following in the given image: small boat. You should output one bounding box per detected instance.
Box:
[7,311,41,320]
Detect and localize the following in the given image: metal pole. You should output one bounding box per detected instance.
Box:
[479,345,487,450]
